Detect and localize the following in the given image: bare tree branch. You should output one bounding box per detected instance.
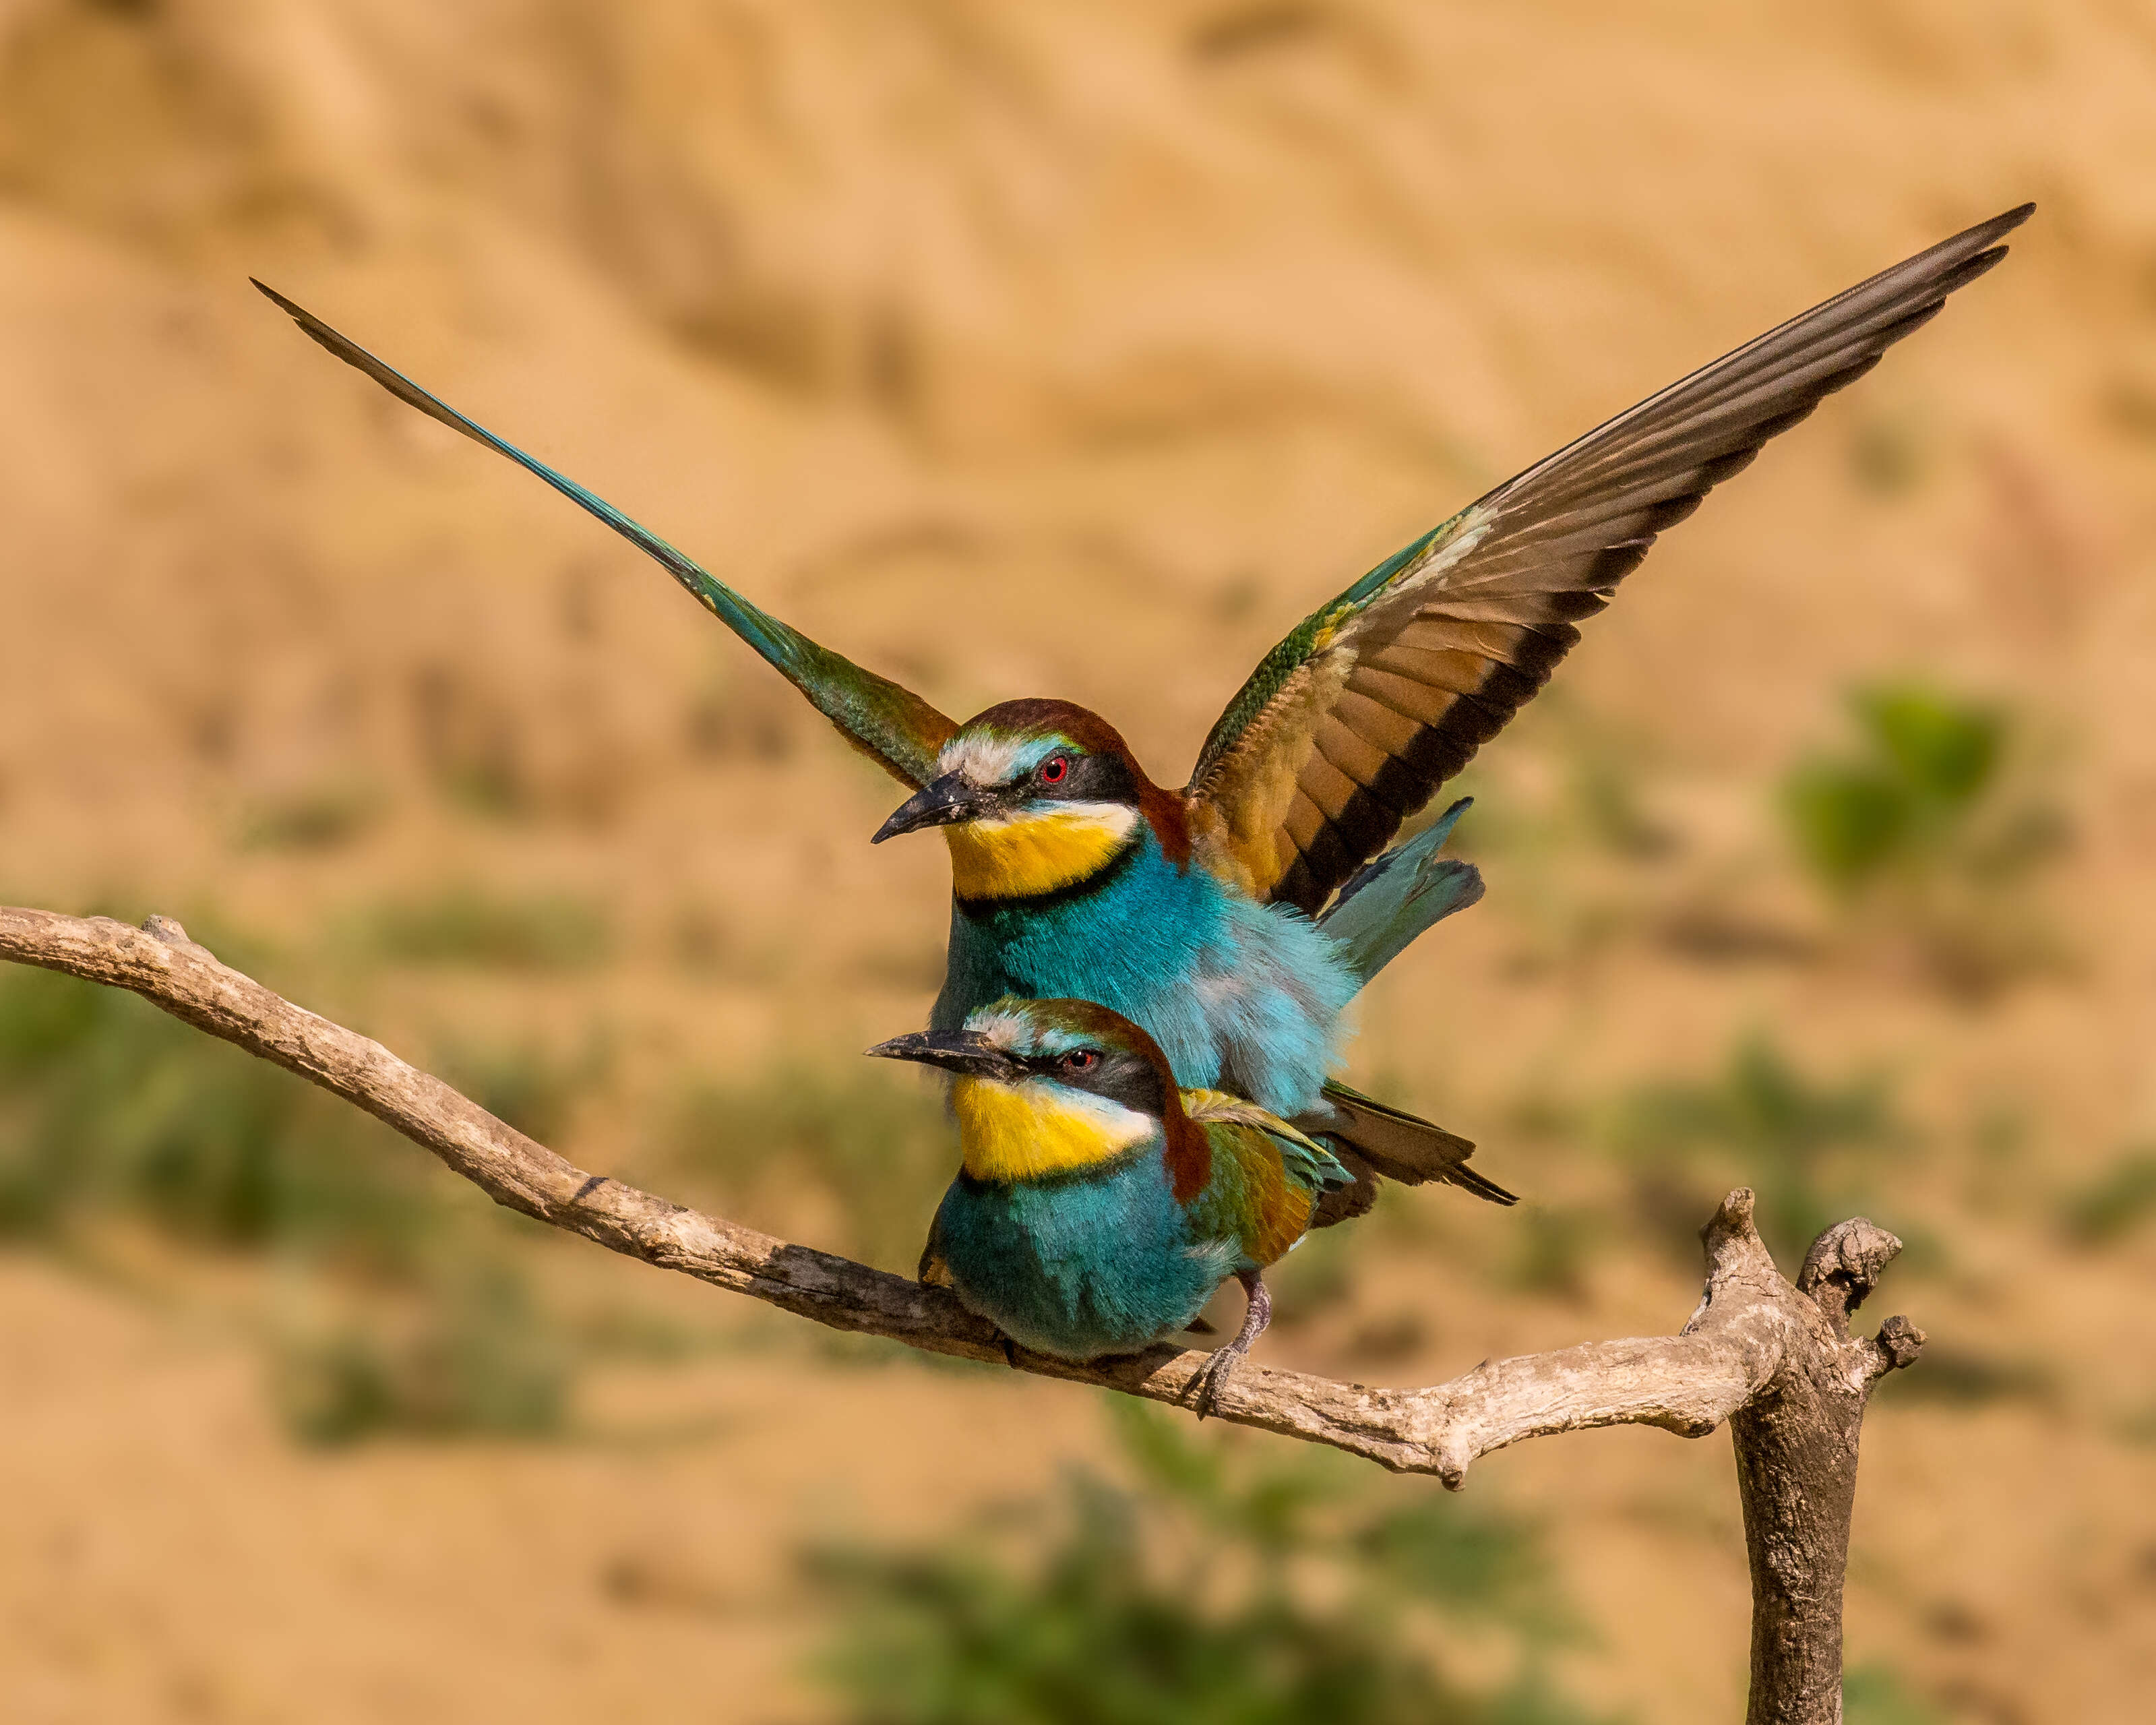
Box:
[0,905,1924,1724]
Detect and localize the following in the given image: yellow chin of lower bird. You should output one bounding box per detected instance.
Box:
[944,804,1138,901]
[951,1076,1153,1183]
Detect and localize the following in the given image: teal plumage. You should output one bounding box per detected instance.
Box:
[926,1156,1225,1364]
[1318,798,1483,987]
[930,805,1355,1121]
[256,204,2030,1212]
[871,998,1351,1395]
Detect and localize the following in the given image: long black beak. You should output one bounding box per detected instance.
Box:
[872,772,982,843]
[865,1029,1019,1080]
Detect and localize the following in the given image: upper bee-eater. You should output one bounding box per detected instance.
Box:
[256,202,2029,1207]
[870,996,1355,1405]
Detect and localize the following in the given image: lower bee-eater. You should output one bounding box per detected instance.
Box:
[871,996,1355,1408]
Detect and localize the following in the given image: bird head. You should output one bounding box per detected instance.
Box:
[870,699,1184,900]
[867,997,1181,1183]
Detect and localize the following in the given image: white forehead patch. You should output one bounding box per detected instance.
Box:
[940,733,1053,787]
[966,1003,1036,1052]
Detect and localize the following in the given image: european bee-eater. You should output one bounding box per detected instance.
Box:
[870,996,1353,1404]
[256,202,2029,1205]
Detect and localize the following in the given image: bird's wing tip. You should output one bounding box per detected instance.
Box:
[1961,203,2033,257]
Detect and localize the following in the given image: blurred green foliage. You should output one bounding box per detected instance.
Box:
[1263,1213,1359,1328]
[437,1033,609,1145]
[1842,1662,1944,1725]
[0,964,435,1266]
[1446,694,1673,973]
[656,1062,954,1273]
[1874,1344,2052,1409]
[236,778,385,852]
[1848,411,1929,498]
[1781,682,2066,992]
[0,960,593,1444]
[1784,684,2006,892]
[1609,1035,1905,1267]
[270,1260,571,1447]
[2058,1148,2156,1246]
[805,1401,1601,1725]
[1505,1203,1601,1304]
[363,884,613,969]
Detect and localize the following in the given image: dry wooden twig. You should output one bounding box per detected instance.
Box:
[0,905,1924,1725]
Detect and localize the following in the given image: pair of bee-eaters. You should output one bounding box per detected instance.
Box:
[260,202,2028,1401]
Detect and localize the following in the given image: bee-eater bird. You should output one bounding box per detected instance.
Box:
[255,202,2029,1206]
[869,996,1353,1403]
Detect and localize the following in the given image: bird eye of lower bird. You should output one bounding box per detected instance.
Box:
[1038,754,1069,785]
[1058,1049,1099,1075]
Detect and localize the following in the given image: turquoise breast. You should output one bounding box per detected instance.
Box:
[931,830,1357,1118]
[928,1149,1228,1361]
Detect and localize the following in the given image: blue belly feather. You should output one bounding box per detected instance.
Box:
[928,1151,1229,1360]
[931,831,1357,1118]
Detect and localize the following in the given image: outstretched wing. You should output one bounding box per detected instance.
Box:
[1185,204,2033,913]
[254,282,958,789]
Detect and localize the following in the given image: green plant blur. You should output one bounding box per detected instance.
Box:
[1609,1035,1905,1267]
[805,1401,1604,1725]
[0,959,579,1443]
[1781,682,2066,993]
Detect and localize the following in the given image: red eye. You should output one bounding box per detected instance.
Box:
[1060,1049,1099,1075]
[1039,755,1069,785]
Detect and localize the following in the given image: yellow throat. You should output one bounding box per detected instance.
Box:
[944,804,1139,901]
[951,1076,1154,1183]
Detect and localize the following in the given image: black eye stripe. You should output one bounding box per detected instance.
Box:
[1019,749,1137,804]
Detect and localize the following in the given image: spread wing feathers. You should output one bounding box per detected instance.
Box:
[1185,204,2034,913]
[253,281,958,790]
[1304,1079,1518,1211]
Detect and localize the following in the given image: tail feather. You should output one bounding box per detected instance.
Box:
[1297,1079,1518,1227]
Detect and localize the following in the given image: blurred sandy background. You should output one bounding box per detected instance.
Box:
[1,1,2153,1721]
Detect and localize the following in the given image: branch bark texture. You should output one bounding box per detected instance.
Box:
[0,905,1924,1724]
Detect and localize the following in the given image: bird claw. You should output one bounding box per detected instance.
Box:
[1189,1269,1268,1420]
[1189,1345,1243,1420]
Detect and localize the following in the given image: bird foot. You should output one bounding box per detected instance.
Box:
[1189,1345,1244,1420]
[1188,1269,1272,1421]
